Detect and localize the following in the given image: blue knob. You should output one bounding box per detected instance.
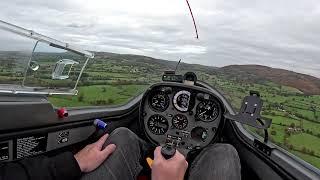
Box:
[94,119,107,130]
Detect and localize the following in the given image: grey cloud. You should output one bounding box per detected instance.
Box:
[0,0,319,77]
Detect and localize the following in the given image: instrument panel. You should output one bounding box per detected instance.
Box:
[140,83,224,155]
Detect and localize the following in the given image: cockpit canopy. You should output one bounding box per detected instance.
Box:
[0,20,94,95]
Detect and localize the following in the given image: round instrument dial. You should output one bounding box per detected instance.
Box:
[191,127,208,141]
[196,100,219,122]
[172,114,188,130]
[173,90,191,112]
[149,91,169,112]
[147,115,169,135]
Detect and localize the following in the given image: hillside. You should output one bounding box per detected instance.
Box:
[220,65,320,95]
[93,52,218,75]
[1,51,320,95]
[94,52,320,95]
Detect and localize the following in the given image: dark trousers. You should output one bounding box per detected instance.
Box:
[81,127,241,180]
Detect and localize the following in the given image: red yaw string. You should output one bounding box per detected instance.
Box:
[185,0,199,39]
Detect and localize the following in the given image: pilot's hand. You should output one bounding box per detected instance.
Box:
[151,146,188,180]
[74,133,116,173]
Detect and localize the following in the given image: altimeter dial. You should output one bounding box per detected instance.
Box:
[196,100,219,122]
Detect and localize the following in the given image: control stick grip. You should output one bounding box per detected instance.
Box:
[161,145,176,159]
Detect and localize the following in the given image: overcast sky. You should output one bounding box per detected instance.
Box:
[0,0,320,77]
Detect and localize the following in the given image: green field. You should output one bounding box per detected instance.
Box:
[47,61,320,169]
[211,76,320,168]
[49,84,148,107]
[49,71,320,168]
[292,150,320,169]
[1,51,320,169]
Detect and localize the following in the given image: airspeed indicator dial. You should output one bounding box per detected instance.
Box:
[149,91,169,112]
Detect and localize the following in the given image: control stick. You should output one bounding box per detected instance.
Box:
[161,145,176,159]
[146,145,177,168]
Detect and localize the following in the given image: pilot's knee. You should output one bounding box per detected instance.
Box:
[216,144,238,155]
[206,143,239,158]
[105,127,140,148]
[110,127,133,137]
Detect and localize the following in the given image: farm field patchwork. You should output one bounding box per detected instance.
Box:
[1,51,320,169]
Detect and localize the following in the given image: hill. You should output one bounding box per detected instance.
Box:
[219,65,320,95]
[93,52,218,75]
[94,52,320,95]
[1,51,320,95]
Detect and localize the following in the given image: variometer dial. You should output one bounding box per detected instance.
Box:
[196,100,219,122]
[149,91,169,112]
[172,114,188,130]
[147,115,169,135]
[173,90,191,112]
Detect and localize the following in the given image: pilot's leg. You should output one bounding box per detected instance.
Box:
[81,127,149,180]
[188,143,241,180]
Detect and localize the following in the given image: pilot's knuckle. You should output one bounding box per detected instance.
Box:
[87,144,93,148]
[152,161,161,167]
[178,157,185,162]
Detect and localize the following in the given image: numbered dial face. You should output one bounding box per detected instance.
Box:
[147,115,169,135]
[172,114,188,130]
[149,91,169,112]
[196,100,219,122]
[173,90,191,112]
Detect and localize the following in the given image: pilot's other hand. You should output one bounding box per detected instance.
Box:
[74,133,116,173]
[152,146,188,180]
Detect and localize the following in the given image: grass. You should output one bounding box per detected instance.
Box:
[281,85,303,94]
[264,115,300,126]
[2,55,320,170]
[291,150,320,169]
[264,115,320,134]
[216,77,320,169]
[269,124,286,143]
[49,84,148,107]
[87,71,140,79]
[288,133,320,156]
[49,96,91,107]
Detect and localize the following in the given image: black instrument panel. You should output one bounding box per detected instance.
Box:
[140,83,224,155]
